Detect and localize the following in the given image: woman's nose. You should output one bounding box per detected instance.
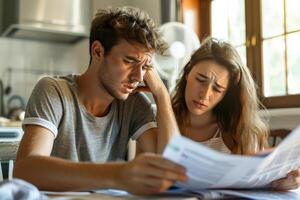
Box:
[200,84,212,100]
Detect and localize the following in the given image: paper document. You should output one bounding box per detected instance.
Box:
[164,187,300,200]
[163,125,300,189]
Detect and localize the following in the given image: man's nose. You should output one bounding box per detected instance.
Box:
[130,65,144,83]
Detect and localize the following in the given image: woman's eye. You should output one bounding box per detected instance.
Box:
[196,78,206,83]
[213,87,222,93]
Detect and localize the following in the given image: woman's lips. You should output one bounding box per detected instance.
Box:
[192,100,208,109]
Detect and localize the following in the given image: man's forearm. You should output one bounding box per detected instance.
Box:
[14,155,125,191]
[154,92,180,153]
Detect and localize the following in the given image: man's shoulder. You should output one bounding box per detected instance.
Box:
[36,74,75,91]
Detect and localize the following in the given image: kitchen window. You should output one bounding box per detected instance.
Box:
[209,0,300,108]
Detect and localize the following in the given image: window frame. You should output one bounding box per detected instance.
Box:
[183,0,300,108]
[248,0,300,108]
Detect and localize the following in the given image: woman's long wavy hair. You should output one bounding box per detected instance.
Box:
[172,37,269,154]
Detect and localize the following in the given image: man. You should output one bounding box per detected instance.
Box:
[14,7,187,195]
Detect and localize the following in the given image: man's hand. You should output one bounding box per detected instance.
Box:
[117,153,187,195]
[271,168,300,190]
[135,67,168,98]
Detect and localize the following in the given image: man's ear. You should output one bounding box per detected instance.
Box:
[91,41,104,59]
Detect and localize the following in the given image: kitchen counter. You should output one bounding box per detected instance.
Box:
[0,141,20,160]
[0,126,23,180]
[0,126,23,160]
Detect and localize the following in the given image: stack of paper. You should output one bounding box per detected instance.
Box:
[162,126,300,199]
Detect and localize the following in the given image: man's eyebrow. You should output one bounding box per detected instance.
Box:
[124,55,153,69]
[197,73,226,89]
[124,56,141,62]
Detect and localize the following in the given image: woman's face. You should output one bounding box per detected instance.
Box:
[185,60,229,116]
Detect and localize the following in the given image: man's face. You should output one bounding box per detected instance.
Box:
[98,40,153,100]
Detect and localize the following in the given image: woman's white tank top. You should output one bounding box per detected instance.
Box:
[200,128,231,154]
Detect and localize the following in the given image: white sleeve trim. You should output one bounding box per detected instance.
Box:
[131,122,157,140]
[22,117,58,138]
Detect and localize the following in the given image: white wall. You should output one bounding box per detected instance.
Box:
[0,37,89,115]
[262,108,300,131]
[128,0,161,25]
[92,0,161,25]
[93,0,131,13]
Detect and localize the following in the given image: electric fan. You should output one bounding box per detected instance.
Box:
[153,22,200,93]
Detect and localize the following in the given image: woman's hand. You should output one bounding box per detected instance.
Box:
[255,149,300,190]
[271,168,300,190]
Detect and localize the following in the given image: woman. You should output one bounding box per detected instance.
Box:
[172,37,300,190]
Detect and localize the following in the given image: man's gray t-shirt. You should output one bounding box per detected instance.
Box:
[22,75,157,162]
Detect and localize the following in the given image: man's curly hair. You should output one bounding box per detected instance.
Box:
[89,7,167,58]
